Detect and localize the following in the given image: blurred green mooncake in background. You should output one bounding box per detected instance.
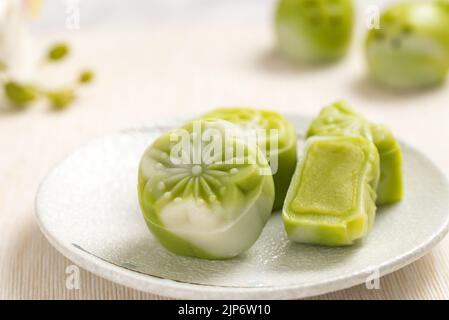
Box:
[275,0,354,64]
[366,0,449,89]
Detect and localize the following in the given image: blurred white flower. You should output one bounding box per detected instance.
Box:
[0,0,42,81]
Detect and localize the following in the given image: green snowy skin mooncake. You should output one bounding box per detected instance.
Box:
[275,0,354,64]
[138,119,275,259]
[307,102,403,205]
[370,124,403,205]
[283,136,380,246]
[200,107,297,211]
[366,1,449,89]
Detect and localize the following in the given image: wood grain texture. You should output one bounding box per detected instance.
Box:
[1,27,448,299]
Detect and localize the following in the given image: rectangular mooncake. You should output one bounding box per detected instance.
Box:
[306,102,403,205]
[282,136,380,246]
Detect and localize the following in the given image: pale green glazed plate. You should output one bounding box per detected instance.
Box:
[35,114,449,299]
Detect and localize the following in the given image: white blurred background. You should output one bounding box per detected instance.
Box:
[34,0,394,31]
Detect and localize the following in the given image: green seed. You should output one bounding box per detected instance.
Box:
[47,43,70,61]
[46,89,76,110]
[79,70,94,84]
[4,81,39,107]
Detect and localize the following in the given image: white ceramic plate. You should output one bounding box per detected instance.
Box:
[35,114,449,299]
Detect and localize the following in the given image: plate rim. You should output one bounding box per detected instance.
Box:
[35,114,449,299]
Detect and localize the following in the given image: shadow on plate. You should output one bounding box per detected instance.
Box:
[75,234,244,287]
